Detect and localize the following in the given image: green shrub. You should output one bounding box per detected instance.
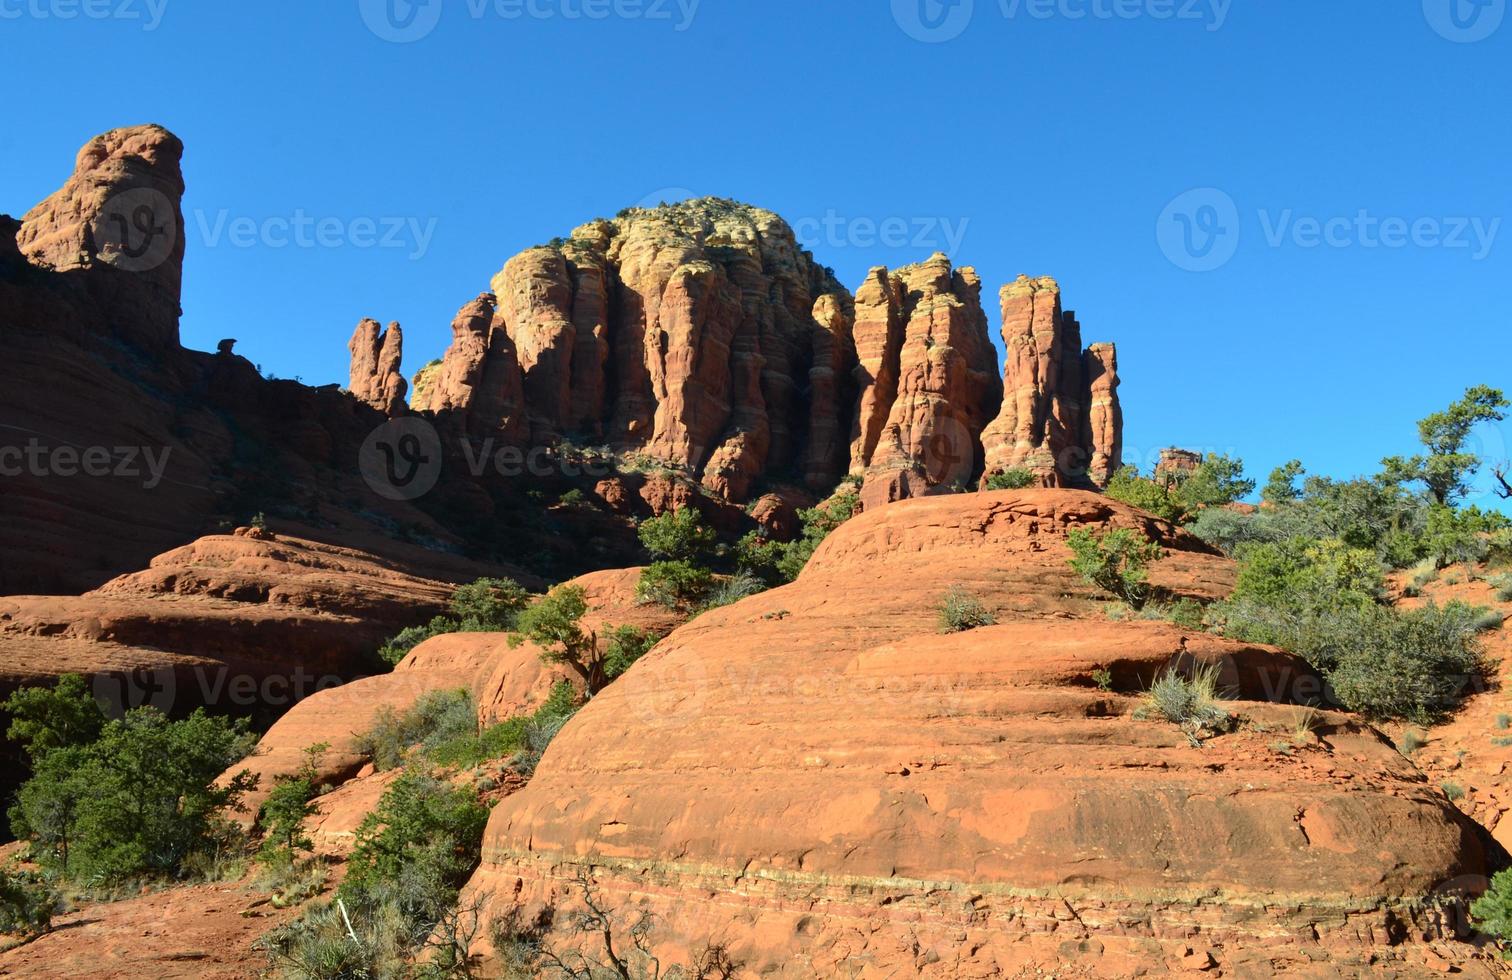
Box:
[1162,598,1208,630]
[515,585,611,692]
[1442,782,1466,802]
[263,771,490,979]
[1322,603,1486,723]
[1261,460,1305,505]
[938,586,995,633]
[340,769,487,920]
[603,625,657,681]
[1490,573,1512,602]
[450,577,530,631]
[734,530,787,584]
[776,487,861,582]
[985,468,1036,491]
[423,681,579,772]
[637,508,716,563]
[9,707,256,884]
[637,559,714,610]
[1380,385,1508,506]
[0,868,59,938]
[355,689,477,772]
[1143,664,1233,736]
[558,488,587,507]
[377,615,457,666]
[1473,868,1512,945]
[1421,504,1506,568]
[1104,467,1183,522]
[376,577,530,667]
[2,674,106,761]
[257,743,328,871]
[1170,453,1255,514]
[1066,528,1166,609]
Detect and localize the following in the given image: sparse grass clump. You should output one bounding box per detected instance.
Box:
[1398,731,1427,755]
[1489,573,1512,602]
[1443,782,1466,802]
[938,586,995,633]
[1143,664,1234,740]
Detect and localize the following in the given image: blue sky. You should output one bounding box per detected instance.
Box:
[2,0,1508,507]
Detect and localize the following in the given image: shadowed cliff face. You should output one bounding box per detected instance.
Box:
[0,125,1125,594]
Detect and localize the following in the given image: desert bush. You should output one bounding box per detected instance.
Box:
[637,508,716,563]
[938,586,995,633]
[1187,506,1286,554]
[516,585,614,692]
[450,577,531,631]
[257,743,328,871]
[602,625,658,681]
[2,673,105,761]
[1161,598,1208,630]
[355,689,477,772]
[340,769,489,932]
[1490,573,1512,602]
[1421,504,1506,569]
[1380,385,1508,506]
[1472,868,1512,946]
[1103,467,1183,522]
[775,487,861,582]
[1403,558,1440,597]
[0,868,59,938]
[424,681,579,772]
[985,468,1035,491]
[1144,664,1233,736]
[636,560,714,610]
[1066,528,1165,609]
[1169,453,1255,514]
[377,577,530,666]
[8,706,256,884]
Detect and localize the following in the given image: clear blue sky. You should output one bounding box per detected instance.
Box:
[2,0,1508,507]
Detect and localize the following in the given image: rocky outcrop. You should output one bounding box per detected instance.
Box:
[1156,446,1204,482]
[980,275,1123,488]
[849,254,1002,507]
[422,200,855,501]
[347,318,407,416]
[464,490,1490,977]
[15,124,186,352]
[0,127,562,594]
[409,359,442,411]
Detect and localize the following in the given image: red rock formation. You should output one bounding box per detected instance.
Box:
[980,275,1123,488]
[1156,446,1204,482]
[850,254,1002,507]
[16,124,186,352]
[421,200,856,502]
[464,490,1489,976]
[424,292,529,442]
[347,318,407,416]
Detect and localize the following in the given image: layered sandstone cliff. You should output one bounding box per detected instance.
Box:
[463,490,1490,976]
[980,275,1123,488]
[847,254,1003,507]
[420,199,856,501]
